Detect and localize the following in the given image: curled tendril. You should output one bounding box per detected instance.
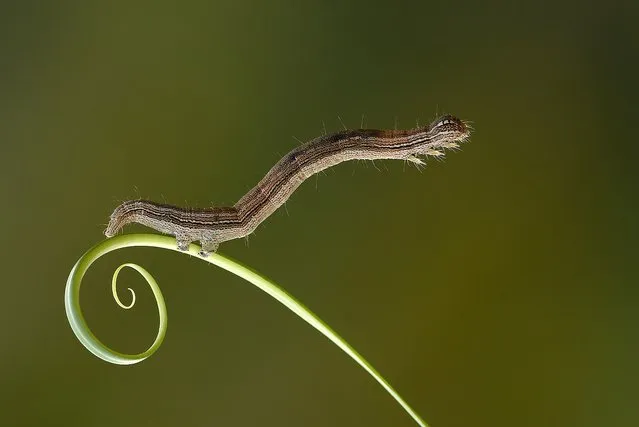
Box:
[64,234,428,426]
[112,265,138,310]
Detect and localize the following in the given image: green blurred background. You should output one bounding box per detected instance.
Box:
[1,1,637,426]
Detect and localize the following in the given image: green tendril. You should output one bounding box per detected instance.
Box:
[64,233,428,426]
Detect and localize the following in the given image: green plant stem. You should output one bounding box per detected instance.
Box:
[65,233,428,426]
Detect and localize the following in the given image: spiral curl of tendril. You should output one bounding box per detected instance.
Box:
[64,234,428,426]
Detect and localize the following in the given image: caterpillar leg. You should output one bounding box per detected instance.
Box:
[175,234,192,252]
[199,239,219,257]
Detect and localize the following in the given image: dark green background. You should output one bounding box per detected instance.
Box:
[1,1,637,426]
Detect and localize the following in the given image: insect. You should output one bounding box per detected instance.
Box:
[105,115,471,255]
